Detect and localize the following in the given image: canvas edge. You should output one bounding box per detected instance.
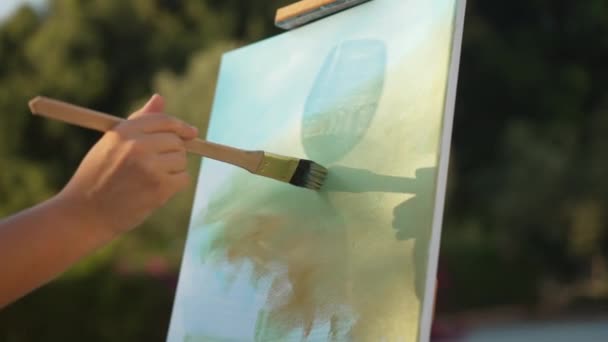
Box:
[164,52,231,342]
[418,0,468,341]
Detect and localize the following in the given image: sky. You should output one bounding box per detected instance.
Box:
[0,0,45,21]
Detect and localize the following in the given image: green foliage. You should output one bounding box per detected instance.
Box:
[445,0,608,307]
[1,0,608,340]
[0,261,176,342]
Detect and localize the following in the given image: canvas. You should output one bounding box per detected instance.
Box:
[168,0,465,340]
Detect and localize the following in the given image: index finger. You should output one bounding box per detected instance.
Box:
[134,114,199,140]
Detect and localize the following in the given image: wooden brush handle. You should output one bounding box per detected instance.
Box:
[28,96,263,173]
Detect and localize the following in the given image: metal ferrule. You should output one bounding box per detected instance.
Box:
[255,152,300,182]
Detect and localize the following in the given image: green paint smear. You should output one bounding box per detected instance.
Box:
[197,163,436,339]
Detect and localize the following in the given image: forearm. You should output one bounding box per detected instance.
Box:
[0,195,113,308]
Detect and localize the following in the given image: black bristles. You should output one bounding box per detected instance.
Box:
[289,159,328,191]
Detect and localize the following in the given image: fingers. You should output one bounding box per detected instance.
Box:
[130,94,165,119]
[140,115,198,139]
[168,171,191,193]
[126,94,199,140]
[157,151,188,174]
[111,117,192,156]
[142,133,185,153]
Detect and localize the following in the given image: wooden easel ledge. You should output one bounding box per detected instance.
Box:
[275,0,373,30]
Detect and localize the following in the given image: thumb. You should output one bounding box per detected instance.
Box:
[129,94,165,119]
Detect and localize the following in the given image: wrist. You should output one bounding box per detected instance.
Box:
[51,191,118,246]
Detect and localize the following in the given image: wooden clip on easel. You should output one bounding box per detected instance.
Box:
[275,0,373,30]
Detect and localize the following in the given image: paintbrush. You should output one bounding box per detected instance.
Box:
[28,96,328,191]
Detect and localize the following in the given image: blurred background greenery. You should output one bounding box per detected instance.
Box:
[1,0,607,340]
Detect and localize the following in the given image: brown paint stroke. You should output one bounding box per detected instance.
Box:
[198,166,435,340]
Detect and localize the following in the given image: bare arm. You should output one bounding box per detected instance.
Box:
[0,94,198,308]
[0,194,113,307]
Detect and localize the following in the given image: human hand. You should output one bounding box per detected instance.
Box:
[56,94,198,240]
